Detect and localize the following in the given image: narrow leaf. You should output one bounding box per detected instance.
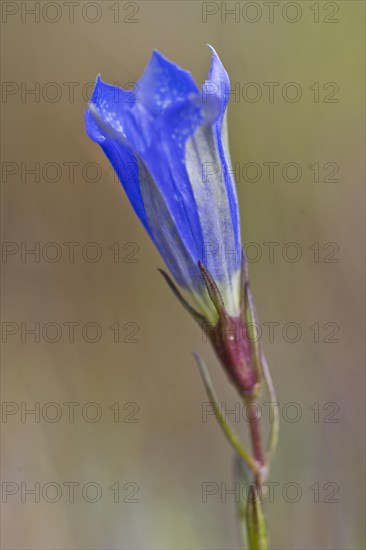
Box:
[194,353,258,476]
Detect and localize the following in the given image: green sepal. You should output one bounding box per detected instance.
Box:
[158,268,205,326]
[241,249,262,388]
[194,353,259,476]
[198,261,226,317]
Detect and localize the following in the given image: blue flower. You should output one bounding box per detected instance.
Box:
[85,46,242,323]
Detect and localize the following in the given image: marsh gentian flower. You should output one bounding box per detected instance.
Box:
[85,47,262,396]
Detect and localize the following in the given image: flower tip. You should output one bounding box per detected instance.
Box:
[93,74,103,89]
[150,48,164,61]
[206,44,220,59]
[88,74,105,106]
[149,48,175,69]
[147,48,199,84]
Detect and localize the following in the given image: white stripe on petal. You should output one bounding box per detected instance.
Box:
[185,124,241,317]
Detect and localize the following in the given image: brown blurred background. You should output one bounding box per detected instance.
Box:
[1,1,365,548]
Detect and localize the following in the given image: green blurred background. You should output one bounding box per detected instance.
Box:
[1,1,365,548]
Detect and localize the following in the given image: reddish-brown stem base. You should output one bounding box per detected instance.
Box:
[245,398,265,489]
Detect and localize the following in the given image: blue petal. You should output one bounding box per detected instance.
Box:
[143,93,222,259]
[136,50,199,116]
[85,107,150,234]
[86,92,207,293]
[87,76,155,153]
[136,156,203,290]
[87,76,220,269]
[87,96,218,317]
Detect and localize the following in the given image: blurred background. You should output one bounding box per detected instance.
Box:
[1,1,365,548]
